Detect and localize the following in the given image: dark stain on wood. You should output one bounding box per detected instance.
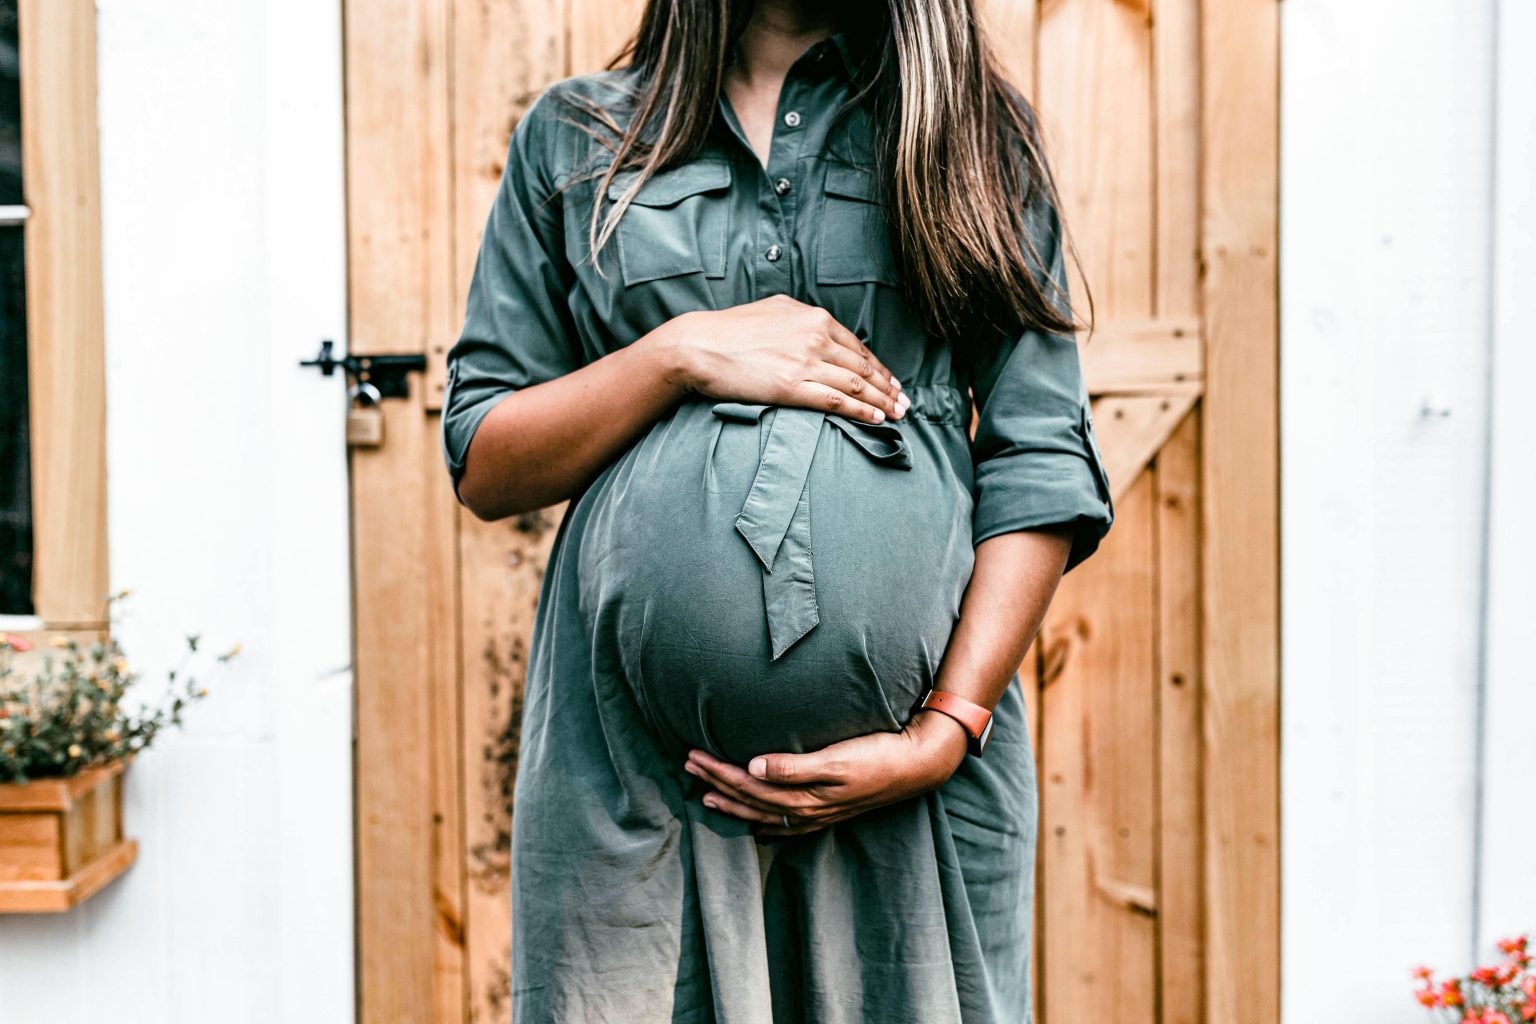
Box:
[470,626,527,893]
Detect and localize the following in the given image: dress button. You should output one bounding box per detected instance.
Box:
[765,244,783,262]
[773,177,792,196]
[783,110,802,128]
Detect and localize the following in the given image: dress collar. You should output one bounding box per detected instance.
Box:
[723,28,873,83]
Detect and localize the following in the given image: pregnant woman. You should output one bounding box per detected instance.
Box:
[441,1,1114,1020]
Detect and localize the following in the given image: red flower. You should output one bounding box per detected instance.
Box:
[0,632,31,652]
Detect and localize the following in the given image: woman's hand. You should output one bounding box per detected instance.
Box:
[684,708,970,838]
[650,294,910,424]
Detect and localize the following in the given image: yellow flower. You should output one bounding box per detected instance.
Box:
[197,688,209,698]
[226,643,242,658]
[67,744,81,757]
[113,657,128,674]
[49,635,70,649]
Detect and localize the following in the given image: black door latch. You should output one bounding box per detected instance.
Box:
[299,339,426,400]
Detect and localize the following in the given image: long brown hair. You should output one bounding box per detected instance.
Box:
[565,0,1087,340]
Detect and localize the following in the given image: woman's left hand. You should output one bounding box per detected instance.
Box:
[684,709,971,838]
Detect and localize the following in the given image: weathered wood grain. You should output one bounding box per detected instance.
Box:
[1156,408,1206,1024]
[1082,317,1203,396]
[1039,469,1159,1021]
[1199,0,1281,1020]
[1091,393,1200,505]
[346,0,458,1019]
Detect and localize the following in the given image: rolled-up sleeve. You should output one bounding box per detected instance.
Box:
[968,197,1114,573]
[441,87,583,506]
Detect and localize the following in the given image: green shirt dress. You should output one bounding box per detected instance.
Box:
[441,32,1115,1024]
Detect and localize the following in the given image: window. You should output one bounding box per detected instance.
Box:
[0,0,32,617]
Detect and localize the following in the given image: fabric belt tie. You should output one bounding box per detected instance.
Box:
[710,402,914,660]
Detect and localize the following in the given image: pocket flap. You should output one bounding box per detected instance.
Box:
[823,163,880,202]
[608,160,732,207]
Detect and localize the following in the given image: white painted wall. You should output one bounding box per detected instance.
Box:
[1478,0,1536,953]
[1282,0,1533,1020]
[0,1,354,1022]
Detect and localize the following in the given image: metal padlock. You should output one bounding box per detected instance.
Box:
[347,380,385,448]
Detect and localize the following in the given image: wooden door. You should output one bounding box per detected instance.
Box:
[342,1,1278,1022]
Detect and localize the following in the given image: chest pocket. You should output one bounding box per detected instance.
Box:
[608,159,732,286]
[817,164,900,287]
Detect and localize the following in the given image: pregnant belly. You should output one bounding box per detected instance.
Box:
[575,390,976,765]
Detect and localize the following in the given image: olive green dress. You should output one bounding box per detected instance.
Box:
[440,32,1114,1024]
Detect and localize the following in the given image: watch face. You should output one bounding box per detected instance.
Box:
[974,715,994,757]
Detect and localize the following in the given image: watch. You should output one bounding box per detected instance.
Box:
[918,689,994,757]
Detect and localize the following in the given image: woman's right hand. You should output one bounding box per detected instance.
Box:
[650,294,910,423]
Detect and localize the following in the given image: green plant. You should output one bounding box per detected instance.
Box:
[0,590,240,784]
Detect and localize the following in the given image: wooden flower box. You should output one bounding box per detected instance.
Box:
[0,758,138,912]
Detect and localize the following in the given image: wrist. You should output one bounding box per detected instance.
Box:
[908,708,970,777]
[639,311,702,398]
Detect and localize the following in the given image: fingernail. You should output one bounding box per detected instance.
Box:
[871,408,885,422]
[703,796,718,809]
[890,376,903,390]
[749,757,767,778]
[684,762,700,776]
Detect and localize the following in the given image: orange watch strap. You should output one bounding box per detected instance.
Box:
[919,689,994,757]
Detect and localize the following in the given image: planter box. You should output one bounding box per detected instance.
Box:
[0,759,138,912]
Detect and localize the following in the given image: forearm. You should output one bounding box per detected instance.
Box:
[456,323,691,520]
[910,524,1075,755]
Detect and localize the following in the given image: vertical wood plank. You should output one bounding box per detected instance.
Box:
[450,2,566,1020]
[979,0,1039,102]
[1155,409,1205,1024]
[457,512,562,1022]
[345,0,458,1019]
[1034,4,1162,1021]
[1036,0,1155,321]
[1154,0,1202,318]
[1038,472,1159,1023]
[567,0,644,74]
[1199,0,1280,1020]
[427,458,467,1024]
[19,0,109,629]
